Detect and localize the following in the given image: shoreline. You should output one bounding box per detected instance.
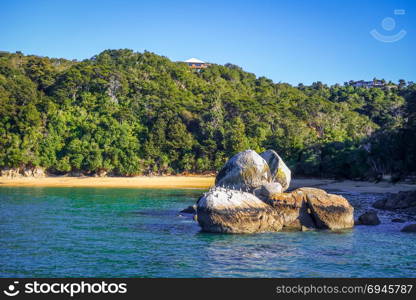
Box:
[289,179,416,194]
[0,176,415,193]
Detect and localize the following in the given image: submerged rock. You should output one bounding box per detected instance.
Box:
[215,150,271,192]
[356,210,380,225]
[260,149,291,191]
[196,187,283,233]
[401,223,416,233]
[267,187,354,230]
[253,182,283,199]
[391,218,405,223]
[373,191,416,211]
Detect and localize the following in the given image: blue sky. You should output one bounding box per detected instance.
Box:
[1,0,415,85]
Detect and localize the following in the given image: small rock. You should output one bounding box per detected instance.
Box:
[253,182,283,199]
[215,150,272,192]
[196,149,354,234]
[22,167,33,177]
[302,188,354,230]
[260,150,291,191]
[32,166,45,177]
[301,225,313,232]
[401,223,416,233]
[391,218,405,223]
[357,210,380,225]
[180,205,197,214]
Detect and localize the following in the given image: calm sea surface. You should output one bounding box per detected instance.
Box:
[0,187,415,277]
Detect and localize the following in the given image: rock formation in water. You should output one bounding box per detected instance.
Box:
[260,149,291,191]
[401,223,416,233]
[196,187,283,233]
[0,166,45,178]
[196,149,354,233]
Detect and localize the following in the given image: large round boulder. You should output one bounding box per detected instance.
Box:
[260,150,291,191]
[253,182,283,199]
[196,187,283,233]
[215,150,272,192]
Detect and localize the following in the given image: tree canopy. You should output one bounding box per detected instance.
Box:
[0,49,415,179]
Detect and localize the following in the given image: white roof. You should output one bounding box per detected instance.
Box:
[185,58,205,63]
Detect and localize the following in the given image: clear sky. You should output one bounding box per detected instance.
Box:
[1,0,415,85]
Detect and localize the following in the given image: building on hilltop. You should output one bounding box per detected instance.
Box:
[184,58,209,70]
[351,80,385,88]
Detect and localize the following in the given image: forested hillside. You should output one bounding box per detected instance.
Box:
[1,49,415,179]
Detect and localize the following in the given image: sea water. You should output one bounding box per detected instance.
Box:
[0,187,415,277]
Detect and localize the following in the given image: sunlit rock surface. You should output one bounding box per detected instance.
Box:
[197,187,283,233]
[196,149,354,233]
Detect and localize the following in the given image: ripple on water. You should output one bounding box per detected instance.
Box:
[0,187,415,277]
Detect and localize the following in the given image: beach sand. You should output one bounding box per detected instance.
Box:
[0,176,415,193]
[0,176,215,189]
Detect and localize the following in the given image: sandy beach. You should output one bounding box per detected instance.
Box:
[0,176,415,193]
[0,176,215,189]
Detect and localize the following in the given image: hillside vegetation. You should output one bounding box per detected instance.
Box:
[1,49,415,179]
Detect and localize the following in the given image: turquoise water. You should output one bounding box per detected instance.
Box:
[0,187,415,278]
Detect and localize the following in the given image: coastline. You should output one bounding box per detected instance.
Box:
[0,176,215,189]
[0,176,415,193]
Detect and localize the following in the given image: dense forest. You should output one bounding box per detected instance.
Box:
[0,49,415,180]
